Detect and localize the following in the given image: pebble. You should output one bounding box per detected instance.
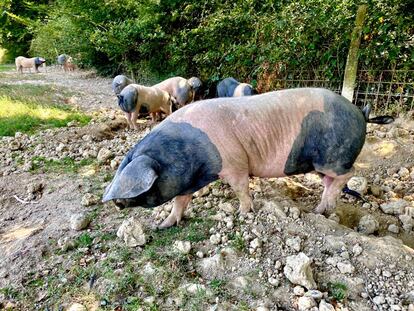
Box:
[305,290,323,300]
[67,303,87,311]
[352,244,363,256]
[293,286,305,296]
[173,240,191,254]
[268,277,279,287]
[286,236,302,252]
[319,300,335,311]
[357,214,379,234]
[388,224,400,233]
[337,261,355,274]
[210,234,221,245]
[81,193,99,206]
[297,296,316,311]
[116,217,146,247]
[284,253,316,290]
[373,295,386,305]
[70,213,90,231]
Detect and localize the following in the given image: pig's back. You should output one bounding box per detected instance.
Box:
[167,88,365,177]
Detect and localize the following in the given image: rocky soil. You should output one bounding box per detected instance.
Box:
[0,67,413,311]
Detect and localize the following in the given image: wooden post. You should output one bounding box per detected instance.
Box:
[341,4,367,102]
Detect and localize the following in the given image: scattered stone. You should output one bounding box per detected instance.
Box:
[319,300,335,311]
[70,213,90,231]
[297,296,316,311]
[117,217,146,247]
[352,244,363,256]
[347,176,368,194]
[399,214,414,231]
[210,233,221,245]
[357,214,379,234]
[337,261,355,274]
[284,253,317,290]
[328,213,340,223]
[293,286,305,296]
[250,238,262,250]
[388,224,400,234]
[380,199,409,215]
[97,147,113,163]
[286,236,302,252]
[196,251,204,258]
[268,277,279,287]
[197,248,238,280]
[219,202,235,214]
[373,295,386,305]
[173,240,191,255]
[305,290,323,300]
[81,193,99,206]
[58,237,75,251]
[398,167,410,178]
[67,303,87,311]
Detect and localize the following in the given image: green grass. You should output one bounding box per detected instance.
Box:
[328,281,348,301]
[0,63,14,72]
[0,84,90,136]
[30,156,95,173]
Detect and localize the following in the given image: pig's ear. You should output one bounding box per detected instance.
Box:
[102,155,159,202]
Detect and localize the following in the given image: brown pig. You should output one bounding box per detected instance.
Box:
[103,88,393,228]
[153,77,194,109]
[117,84,176,129]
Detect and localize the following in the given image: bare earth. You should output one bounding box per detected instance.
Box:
[0,67,413,311]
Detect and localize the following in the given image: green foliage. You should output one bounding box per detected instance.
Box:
[1,0,412,84]
[328,281,348,301]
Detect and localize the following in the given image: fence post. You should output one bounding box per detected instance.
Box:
[341,4,367,102]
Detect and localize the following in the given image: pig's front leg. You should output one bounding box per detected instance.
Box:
[159,194,192,229]
[131,110,139,130]
[124,112,132,129]
[314,169,354,214]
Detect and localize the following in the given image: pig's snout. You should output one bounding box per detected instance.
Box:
[114,199,127,210]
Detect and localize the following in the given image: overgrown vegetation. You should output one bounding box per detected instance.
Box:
[1,0,412,87]
[0,84,90,136]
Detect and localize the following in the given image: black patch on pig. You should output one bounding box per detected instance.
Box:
[284,92,366,176]
[110,121,222,208]
[118,86,137,113]
[217,77,239,97]
[34,57,43,65]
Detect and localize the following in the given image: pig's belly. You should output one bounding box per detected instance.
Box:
[247,154,290,178]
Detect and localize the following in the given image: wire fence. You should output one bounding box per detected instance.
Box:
[270,69,414,114]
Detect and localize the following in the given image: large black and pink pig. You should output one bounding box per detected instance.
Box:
[103,88,393,228]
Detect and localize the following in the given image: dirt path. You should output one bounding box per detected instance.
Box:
[0,68,413,311]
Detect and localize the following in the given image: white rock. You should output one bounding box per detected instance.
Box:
[174,240,191,254]
[268,277,279,287]
[319,300,335,311]
[305,290,323,300]
[197,248,238,279]
[97,147,113,163]
[388,224,399,233]
[297,296,316,311]
[357,214,379,234]
[398,167,410,178]
[181,283,212,296]
[352,244,363,256]
[347,176,368,194]
[284,253,317,290]
[81,193,99,206]
[286,236,302,252]
[117,217,146,247]
[250,238,262,250]
[70,213,90,231]
[337,261,355,274]
[380,199,409,215]
[293,285,305,296]
[196,251,204,258]
[373,295,386,305]
[67,303,87,311]
[210,233,221,245]
[399,214,414,231]
[219,202,235,214]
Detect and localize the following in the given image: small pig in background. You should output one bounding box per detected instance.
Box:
[112,75,134,95]
[15,56,46,73]
[117,84,176,129]
[153,77,194,109]
[217,77,255,97]
[187,77,203,101]
[103,88,393,228]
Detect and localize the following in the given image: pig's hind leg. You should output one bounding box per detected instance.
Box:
[159,194,193,229]
[314,168,354,214]
[222,171,254,214]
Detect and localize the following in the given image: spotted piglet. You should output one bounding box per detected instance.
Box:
[103,88,393,228]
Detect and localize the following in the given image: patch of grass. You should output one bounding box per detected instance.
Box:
[0,286,21,300]
[0,84,90,136]
[0,64,14,72]
[209,279,226,294]
[328,281,348,302]
[75,233,93,248]
[230,233,246,252]
[30,156,96,173]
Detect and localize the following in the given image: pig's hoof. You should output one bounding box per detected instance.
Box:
[158,214,180,229]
